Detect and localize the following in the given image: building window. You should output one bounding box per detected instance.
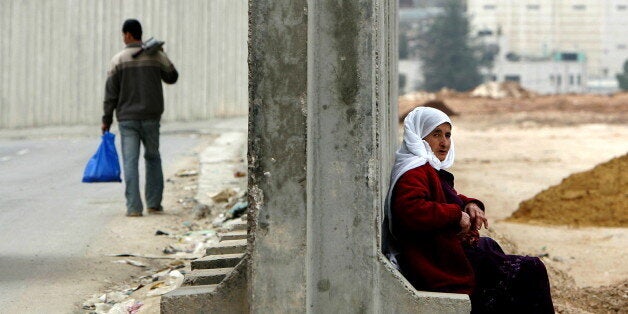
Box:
[569,75,574,85]
[577,75,582,86]
[527,4,540,10]
[560,52,579,61]
[504,75,521,83]
[618,5,627,10]
[573,5,586,11]
[550,75,555,83]
[478,29,494,36]
[483,4,496,10]
[557,75,562,86]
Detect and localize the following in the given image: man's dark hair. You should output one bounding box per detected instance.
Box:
[122,19,142,40]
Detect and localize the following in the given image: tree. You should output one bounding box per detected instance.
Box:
[418,0,483,92]
[399,32,409,59]
[617,60,628,91]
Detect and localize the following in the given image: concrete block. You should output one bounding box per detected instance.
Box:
[161,256,250,314]
[206,239,247,255]
[183,268,232,286]
[221,219,247,231]
[162,284,217,297]
[192,253,244,270]
[219,230,248,241]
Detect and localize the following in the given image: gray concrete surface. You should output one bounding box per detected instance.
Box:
[247,0,471,313]
[162,256,249,314]
[248,0,309,311]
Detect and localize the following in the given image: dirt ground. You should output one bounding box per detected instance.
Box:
[79,136,219,313]
[402,87,628,313]
[82,89,627,313]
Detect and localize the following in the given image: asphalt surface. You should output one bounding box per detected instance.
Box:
[0,125,203,312]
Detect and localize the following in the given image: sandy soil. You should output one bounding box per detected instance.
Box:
[453,118,627,313]
[401,89,628,313]
[81,91,627,313]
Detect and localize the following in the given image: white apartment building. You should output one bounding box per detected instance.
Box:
[493,52,588,94]
[468,0,628,92]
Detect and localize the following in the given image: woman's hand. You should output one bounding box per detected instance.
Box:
[459,211,471,233]
[465,203,489,230]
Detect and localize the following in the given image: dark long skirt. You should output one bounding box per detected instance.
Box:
[464,237,555,314]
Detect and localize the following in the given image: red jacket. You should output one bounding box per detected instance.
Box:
[391,164,478,294]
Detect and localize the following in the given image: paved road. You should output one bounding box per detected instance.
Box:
[0,126,203,312]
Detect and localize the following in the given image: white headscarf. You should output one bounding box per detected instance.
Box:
[391,107,455,185]
[383,107,455,245]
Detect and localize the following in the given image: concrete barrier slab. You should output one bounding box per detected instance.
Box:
[183,268,232,286]
[192,253,244,270]
[206,239,247,255]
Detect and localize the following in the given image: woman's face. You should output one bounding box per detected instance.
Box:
[423,122,451,161]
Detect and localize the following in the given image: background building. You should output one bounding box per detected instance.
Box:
[467,0,628,93]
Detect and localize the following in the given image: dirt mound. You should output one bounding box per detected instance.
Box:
[398,100,458,122]
[508,154,628,227]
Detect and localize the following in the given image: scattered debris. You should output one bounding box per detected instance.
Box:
[175,169,198,177]
[162,245,178,255]
[176,197,199,211]
[127,301,143,314]
[210,188,237,203]
[234,171,246,177]
[113,259,147,268]
[155,230,170,236]
[212,213,227,228]
[107,299,142,314]
[94,303,111,313]
[146,270,185,297]
[227,201,248,219]
[106,253,198,260]
[193,203,212,219]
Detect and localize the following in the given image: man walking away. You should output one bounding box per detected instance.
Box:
[101,19,178,217]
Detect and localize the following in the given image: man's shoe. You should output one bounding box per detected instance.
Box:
[148,207,164,214]
[126,212,143,217]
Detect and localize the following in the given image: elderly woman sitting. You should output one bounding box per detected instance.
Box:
[383,107,554,313]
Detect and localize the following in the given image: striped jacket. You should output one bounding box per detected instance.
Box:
[102,42,178,125]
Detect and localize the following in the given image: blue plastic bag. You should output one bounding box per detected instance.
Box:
[82,131,122,183]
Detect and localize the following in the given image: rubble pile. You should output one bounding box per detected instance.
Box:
[470,81,536,99]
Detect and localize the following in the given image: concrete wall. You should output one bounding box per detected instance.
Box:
[0,0,247,129]
[248,0,471,312]
[247,0,309,311]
